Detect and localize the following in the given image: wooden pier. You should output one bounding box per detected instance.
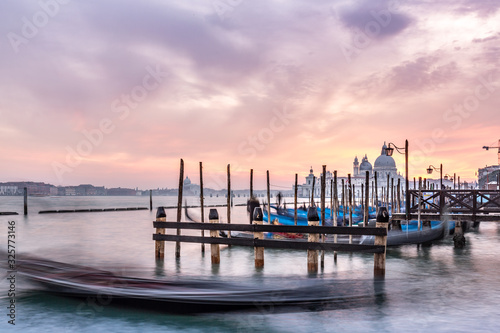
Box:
[153,206,389,276]
[391,189,500,222]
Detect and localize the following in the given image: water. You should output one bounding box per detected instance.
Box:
[2,196,500,332]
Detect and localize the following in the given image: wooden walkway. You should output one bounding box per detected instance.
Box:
[392,189,500,222]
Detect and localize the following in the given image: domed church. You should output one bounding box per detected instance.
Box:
[297,142,403,198]
[372,142,399,184]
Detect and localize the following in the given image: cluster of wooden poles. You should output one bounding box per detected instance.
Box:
[154,160,392,275]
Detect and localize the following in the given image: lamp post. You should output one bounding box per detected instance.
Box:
[427,164,443,190]
[386,140,409,221]
[444,174,454,189]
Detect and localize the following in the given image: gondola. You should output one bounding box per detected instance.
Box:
[12,255,381,314]
[359,222,446,246]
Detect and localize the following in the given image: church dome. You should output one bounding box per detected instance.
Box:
[360,154,372,171]
[374,142,396,168]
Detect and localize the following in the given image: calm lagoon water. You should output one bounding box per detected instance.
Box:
[1,195,500,332]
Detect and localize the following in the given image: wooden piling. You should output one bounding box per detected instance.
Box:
[154,207,167,259]
[294,173,298,225]
[341,179,345,226]
[311,176,316,207]
[353,184,356,211]
[348,174,353,244]
[333,171,338,263]
[364,171,369,227]
[175,159,184,258]
[307,207,320,273]
[391,178,394,216]
[149,189,153,211]
[253,207,264,268]
[386,174,390,212]
[267,170,271,229]
[320,165,326,269]
[227,164,231,240]
[330,177,333,217]
[361,184,364,221]
[209,209,220,264]
[397,178,401,213]
[371,181,374,207]
[24,187,28,215]
[200,162,205,252]
[250,169,254,199]
[374,172,379,215]
[418,177,422,230]
[381,187,385,207]
[374,207,389,277]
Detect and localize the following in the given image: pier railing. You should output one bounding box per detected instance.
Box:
[153,207,389,276]
[402,189,500,221]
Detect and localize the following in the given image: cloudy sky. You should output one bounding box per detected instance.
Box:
[1,0,499,190]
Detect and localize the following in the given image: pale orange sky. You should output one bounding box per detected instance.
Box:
[1,0,499,190]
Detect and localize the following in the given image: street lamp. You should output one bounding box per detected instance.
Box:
[444,174,454,189]
[386,140,409,221]
[427,164,443,190]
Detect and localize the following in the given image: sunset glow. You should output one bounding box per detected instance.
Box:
[1,0,500,190]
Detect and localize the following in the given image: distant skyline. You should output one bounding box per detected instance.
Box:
[1,0,499,190]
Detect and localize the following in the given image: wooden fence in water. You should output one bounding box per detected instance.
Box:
[153,207,389,276]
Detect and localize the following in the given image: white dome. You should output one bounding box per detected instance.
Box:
[374,143,396,168]
[360,155,373,171]
[374,155,396,168]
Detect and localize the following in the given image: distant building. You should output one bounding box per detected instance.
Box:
[478,165,500,189]
[296,142,404,199]
[65,187,76,196]
[182,176,200,196]
[107,187,137,196]
[0,185,18,195]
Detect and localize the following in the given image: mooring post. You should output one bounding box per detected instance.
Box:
[253,207,264,268]
[374,207,389,277]
[386,174,390,213]
[348,174,353,244]
[250,169,254,199]
[24,187,28,215]
[267,170,271,229]
[176,159,184,258]
[374,171,379,215]
[364,171,369,227]
[227,164,231,240]
[155,206,167,259]
[341,179,345,226]
[320,165,326,269]
[391,178,394,216]
[418,178,422,230]
[209,209,220,264]
[294,173,298,225]
[392,178,402,230]
[453,221,466,248]
[149,189,153,211]
[307,206,320,273]
[311,177,316,207]
[200,162,205,252]
[333,171,338,263]
[397,178,401,213]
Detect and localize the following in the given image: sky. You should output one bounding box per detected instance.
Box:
[1,0,499,190]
